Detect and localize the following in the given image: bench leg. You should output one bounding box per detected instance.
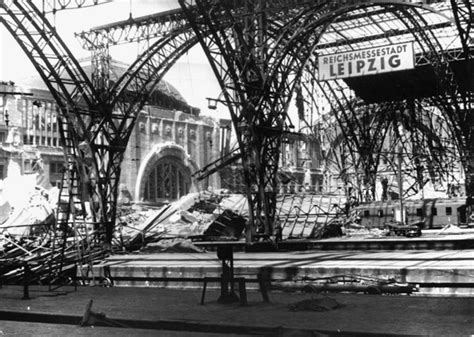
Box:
[238,279,247,306]
[258,274,270,303]
[201,279,208,305]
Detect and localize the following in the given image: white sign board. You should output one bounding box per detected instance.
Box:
[318,42,415,81]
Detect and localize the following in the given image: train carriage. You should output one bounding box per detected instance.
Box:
[353,197,470,229]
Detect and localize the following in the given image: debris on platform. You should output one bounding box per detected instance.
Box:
[0,180,56,244]
[0,188,248,285]
[437,223,464,235]
[288,296,342,312]
[0,176,105,285]
[118,191,249,250]
[202,209,246,239]
[272,274,418,296]
[139,239,205,253]
[343,226,388,238]
[116,191,399,250]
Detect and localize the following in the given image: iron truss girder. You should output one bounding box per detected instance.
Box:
[300,2,470,200]
[315,2,455,49]
[77,0,468,221]
[76,8,191,49]
[40,0,111,12]
[0,2,103,229]
[2,0,110,14]
[315,21,452,55]
[314,72,392,201]
[78,0,447,47]
[77,1,464,98]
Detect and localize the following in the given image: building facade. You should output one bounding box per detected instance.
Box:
[123,107,222,203]
[0,74,225,205]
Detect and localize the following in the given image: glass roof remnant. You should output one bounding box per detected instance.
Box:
[315,2,464,58]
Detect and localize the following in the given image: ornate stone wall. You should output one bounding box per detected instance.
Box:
[121,107,223,203]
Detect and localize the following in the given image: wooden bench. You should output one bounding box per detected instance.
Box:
[81,273,270,306]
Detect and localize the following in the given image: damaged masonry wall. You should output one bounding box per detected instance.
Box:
[0,72,227,205]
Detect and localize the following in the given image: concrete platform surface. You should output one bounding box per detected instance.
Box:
[93,249,474,295]
[0,285,473,336]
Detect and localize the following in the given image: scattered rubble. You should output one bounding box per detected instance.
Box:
[288,296,342,312]
[274,275,418,296]
[139,239,205,253]
[117,191,248,250]
[437,223,464,235]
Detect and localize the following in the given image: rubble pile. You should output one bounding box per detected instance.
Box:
[0,180,68,284]
[0,174,107,285]
[333,212,388,238]
[117,191,248,251]
[0,186,251,285]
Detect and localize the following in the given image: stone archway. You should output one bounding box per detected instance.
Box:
[135,142,198,203]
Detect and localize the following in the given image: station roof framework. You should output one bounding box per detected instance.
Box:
[76,0,472,178]
[78,1,472,103]
[315,2,463,54]
[79,1,464,49]
[308,1,472,103]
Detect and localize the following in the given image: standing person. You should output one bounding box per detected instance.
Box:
[381,177,388,201]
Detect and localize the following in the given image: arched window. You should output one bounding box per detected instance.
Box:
[143,156,191,202]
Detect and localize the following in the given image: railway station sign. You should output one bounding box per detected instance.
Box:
[318,42,415,81]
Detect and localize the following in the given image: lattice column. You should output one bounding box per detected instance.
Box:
[316,78,400,201]
[451,0,473,60]
[449,0,474,195]
[398,5,474,196]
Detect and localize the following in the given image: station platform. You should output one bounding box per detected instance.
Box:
[0,285,473,336]
[90,244,474,296]
[279,232,474,251]
[3,235,474,336]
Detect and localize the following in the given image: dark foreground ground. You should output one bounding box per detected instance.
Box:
[0,285,472,336]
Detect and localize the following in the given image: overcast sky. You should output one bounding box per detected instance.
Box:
[0,0,224,117]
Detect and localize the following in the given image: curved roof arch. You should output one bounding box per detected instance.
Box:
[314,2,460,56]
[294,1,472,103]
